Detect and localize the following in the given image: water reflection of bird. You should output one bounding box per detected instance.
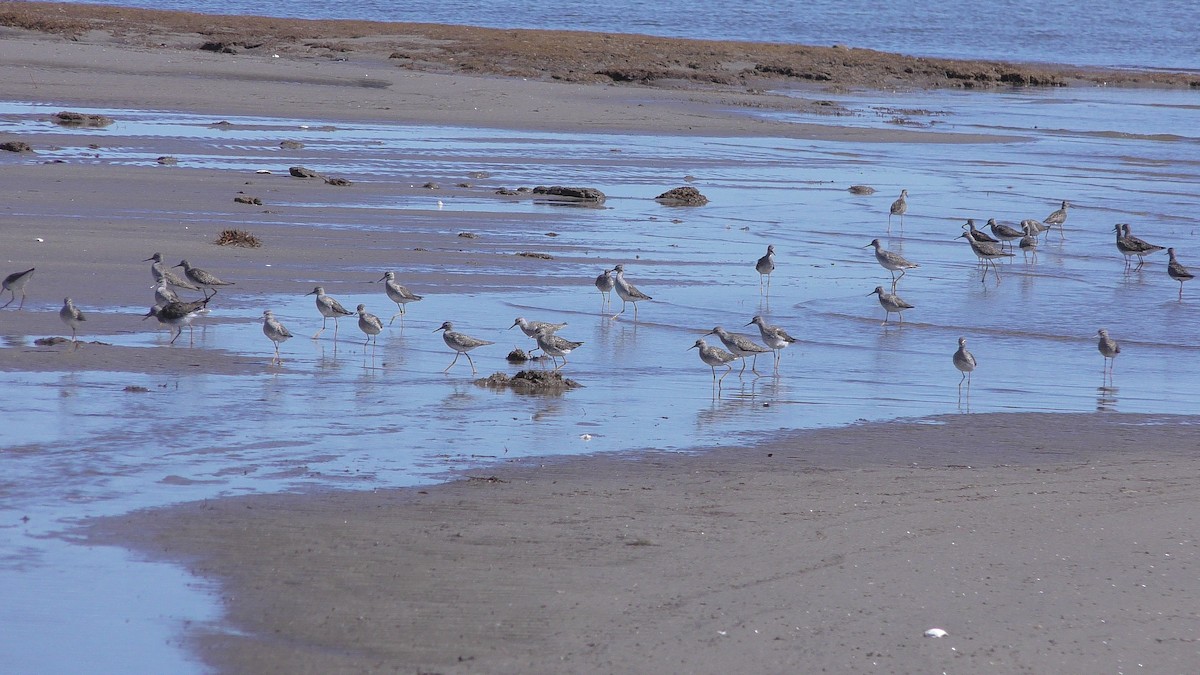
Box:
[1167,247,1194,299]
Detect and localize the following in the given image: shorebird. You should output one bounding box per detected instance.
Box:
[963,219,1000,245]
[1113,224,1138,269]
[889,189,908,228]
[153,279,180,306]
[356,304,383,347]
[378,271,422,325]
[1021,219,1049,243]
[59,297,85,346]
[611,264,652,321]
[869,286,914,325]
[144,297,211,345]
[533,326,583,371]
[953,337,977,389]
[1019,221,1040,262]
[144,253,201,291]
[1167,248,1193,299]
[594,268,615,307]
[262,309,293,364]
[746,315,797,370]
[958,232,1013,282]
[1097,328,1120,376]
[688,338,737,385]
[756,245,776,293]
[1044,200,1069,239]
[1,267,34,309]
[435,320,494,374]
[174,259,234,297]
[987,218,1024,250]
[510,317,567,355]
[707,325,771,376]
[1121,223,1164,268]
[867,238,918,290]
[307,286,354,339]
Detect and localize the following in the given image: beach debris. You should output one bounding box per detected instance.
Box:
[34,336,72,346]
[531,185,606,203]
[849,185,876,195]
[1,141,33,153]
[495,188,520,196]
[52,111,114,127]
[474,370,582,393]
[469,171,491,179]
[517,252,553,260]
[279,140,305,150]
[655,186,709,206]
[924,628,948,638]
[458,232,478,239]
[156,156,178,165]
[324,177,352,186]
[200,41,238,54]
[123,385,151,393]
[423,181,440,189]
[506,348,529,363]
[255,169,272,174]
[580,434,592,441]
[233,195,263,206]
[214,229,262,248]
[288,166,322,178]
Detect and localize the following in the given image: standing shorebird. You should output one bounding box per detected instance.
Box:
[889,189,908,228]
[145,253,201,291]
[610,264,652,321]
[144,298,211,345]
[594,268,615,307]
[435,320,494,374]
[378,271,422,325]
[707,326,772,376]
[1019,221,1040,262]
[59,297,85,346]
[756,245,776,294]
[307,286,354,339]
[869,286,914,325]
[1167,248,1193,299]
[953,337,977,389]
[1,267,35,309]
[262,310,293,364]
[688,338,738,386]
[964,219,1000,245]
[153,279,181,306]
[1097,328,1120,377]
[1121,224,1164,269]
[746,315,798,370]
[1021,219,1049,243]
[987,218,1024,250]
[1044,200,1069,239]
[356,304,384,347]
[533,326,583,371]
[867,239,918,291]
[958,231,1013,282]
[174,259,234,297]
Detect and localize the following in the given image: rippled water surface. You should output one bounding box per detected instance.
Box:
[68,0,1200,70]
[2,86,1200,671]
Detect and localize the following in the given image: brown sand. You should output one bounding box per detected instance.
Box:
[92,413,1200,673]
[2,7,1198,674]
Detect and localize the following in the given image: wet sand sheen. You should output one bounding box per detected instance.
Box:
[90,413,1200,673]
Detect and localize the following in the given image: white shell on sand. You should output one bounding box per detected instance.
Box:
[924,628,948,638]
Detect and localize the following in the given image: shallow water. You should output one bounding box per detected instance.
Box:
[2,86,1200,669]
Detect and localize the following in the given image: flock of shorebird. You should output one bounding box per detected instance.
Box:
[1,190,1187,388]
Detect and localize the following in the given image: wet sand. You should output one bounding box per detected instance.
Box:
[91,413,1200,673]
[3,6,1199,674]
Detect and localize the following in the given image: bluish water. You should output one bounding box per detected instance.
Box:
[69,0,1200,70]
[3,57,1200,672]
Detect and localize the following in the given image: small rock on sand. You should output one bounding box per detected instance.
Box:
[655,186,709,206]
